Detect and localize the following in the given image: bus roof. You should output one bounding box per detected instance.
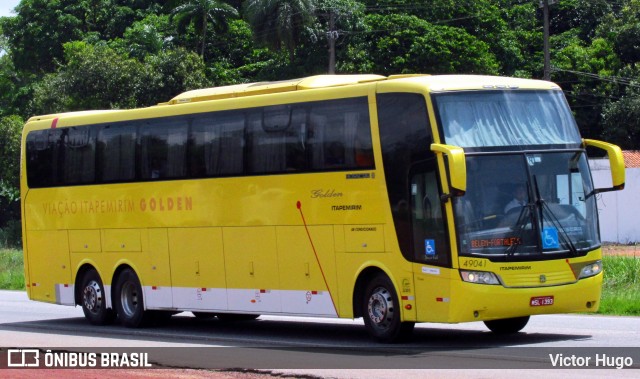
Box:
[163,74,560,105]
[162,74,386,105]
[24,75,562,126]
[389,74,561,92]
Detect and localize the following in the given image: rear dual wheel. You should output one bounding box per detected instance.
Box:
[80,269,115,325]
[114,268,154,327]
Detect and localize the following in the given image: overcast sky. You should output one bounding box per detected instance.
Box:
[0,0,21,18]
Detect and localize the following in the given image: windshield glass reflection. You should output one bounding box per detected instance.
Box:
[455,152,599,260]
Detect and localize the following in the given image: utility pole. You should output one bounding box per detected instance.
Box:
[327,12,337,74]
[540,0,557,81]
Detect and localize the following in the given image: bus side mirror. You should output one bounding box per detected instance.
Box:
[430,143,466,196]
[583,139,625,195]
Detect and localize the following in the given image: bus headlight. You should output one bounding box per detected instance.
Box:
[579,260,603,279]
[460,270,500,285]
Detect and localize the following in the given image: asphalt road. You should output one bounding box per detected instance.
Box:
[1,290,639,378]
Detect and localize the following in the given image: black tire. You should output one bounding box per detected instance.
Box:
[80,269,115,325]
[362,275,414,343]
[215,313,260,322]
[113,268,152,328]
[484,316,530,334]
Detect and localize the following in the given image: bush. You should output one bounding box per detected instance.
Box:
[0,220,22,249]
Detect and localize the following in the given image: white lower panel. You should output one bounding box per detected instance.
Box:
[134,285,338,317]
[280,290,337,316]
[144,286,174,309]
[55,284,75,306]
[226,288,281,313]
[171,287,228,311]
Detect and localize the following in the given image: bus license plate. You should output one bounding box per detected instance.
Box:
[530,296,554,307]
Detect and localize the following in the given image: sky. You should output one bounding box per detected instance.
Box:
[0,0,21,18]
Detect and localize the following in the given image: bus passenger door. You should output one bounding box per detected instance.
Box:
[410,161,453,322]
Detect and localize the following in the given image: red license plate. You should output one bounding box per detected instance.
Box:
[530,296,554,307]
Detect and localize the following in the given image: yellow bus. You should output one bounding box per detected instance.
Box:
[20,74,625,342]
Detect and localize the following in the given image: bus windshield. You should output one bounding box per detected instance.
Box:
[434,90,582,148]
[454,152,599,260]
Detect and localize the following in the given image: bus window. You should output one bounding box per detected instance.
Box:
[190,112,245,177]
[62,127,95,185]
[97,124,136,182]
[139,120,188,180]
[309,97,372,171]
[26,129,57,188]
[248,109,287,173]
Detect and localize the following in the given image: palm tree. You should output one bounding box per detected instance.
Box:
[244,0,316,65]
[170,0,239,58]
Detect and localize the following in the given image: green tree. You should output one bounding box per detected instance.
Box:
[30,41,211,114]
[346,13,499,75]
[169,0,239,58]
[602,91,640,149]
[141,47,211,104]
[0,115,23,236]
[30,41,146,113]
[0,0,164,74]
[552,37,622,140]
[244,0,316,64]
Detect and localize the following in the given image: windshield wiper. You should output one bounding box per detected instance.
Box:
[532,175,579,256]
[505,182,534,257]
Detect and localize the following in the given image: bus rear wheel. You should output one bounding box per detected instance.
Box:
[80,269,115,325]
[114,268,151,328]
[362,275,414,343]
[484,316,530,334]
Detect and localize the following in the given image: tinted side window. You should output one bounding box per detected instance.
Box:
[247,107,288,174]
[139,119,188,180]
[26,129,58,188]
[309,97,373,171]
[97,124,136,182]
[190,112,245,177]
[25,97,376,188]
[247,97,373,175]
[62,127,95,185]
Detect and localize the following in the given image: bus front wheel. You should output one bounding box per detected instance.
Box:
[362,275,414,343]
[80,269,115,325]
[484,316,530,334]
[114,268,151,328]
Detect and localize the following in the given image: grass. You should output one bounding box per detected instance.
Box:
[0,250,638,316]
[0,248,25,290]
[599,255,640,316]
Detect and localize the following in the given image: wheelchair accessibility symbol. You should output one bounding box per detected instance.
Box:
[542,227,559,249]
[425,239,436,256]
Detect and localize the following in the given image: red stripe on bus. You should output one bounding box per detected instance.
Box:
[51,118,59,129]
[297,201,338,315]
